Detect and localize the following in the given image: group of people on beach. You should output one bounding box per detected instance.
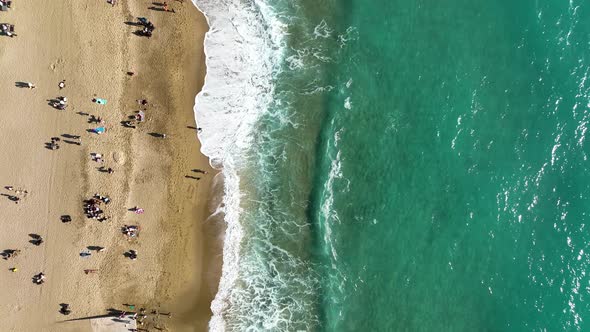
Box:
[0,1,210,328]
[83,194,111,221]
[50,96,68,110]
[1,248,20,260]
[1,185,27,204]
[122,225,140,238]
[137,17,155,38]
[0,23,16,37]
[122,101,147,129]
[2,189,47,283]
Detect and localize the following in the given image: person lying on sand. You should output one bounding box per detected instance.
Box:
[99,166,114,174]
[4,194,20,203]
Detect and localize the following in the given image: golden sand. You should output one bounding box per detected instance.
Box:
[0,0,219,331]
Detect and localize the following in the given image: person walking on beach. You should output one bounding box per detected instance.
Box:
[26,82,35,89]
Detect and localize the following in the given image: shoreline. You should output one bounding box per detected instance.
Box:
[0,0,220,331]
[189,1,287,329]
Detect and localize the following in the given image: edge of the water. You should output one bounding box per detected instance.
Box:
[189,0,285,330]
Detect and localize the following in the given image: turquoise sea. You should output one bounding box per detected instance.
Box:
[194,0,590,330]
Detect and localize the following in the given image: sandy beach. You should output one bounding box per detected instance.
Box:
[0,0,219,331]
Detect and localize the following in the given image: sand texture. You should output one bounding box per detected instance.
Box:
[0,0,220,331]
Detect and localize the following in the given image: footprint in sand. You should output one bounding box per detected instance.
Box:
[186,183,196,199]
[49,58,64,72]
[112,151,126,165]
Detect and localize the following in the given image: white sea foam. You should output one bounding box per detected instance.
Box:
[313,20,333,39]
[321,126,343,264]
[190,0,285,330]
[344,96,351,110]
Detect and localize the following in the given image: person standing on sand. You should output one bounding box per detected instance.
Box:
[163,2,175,13]
[58,80,65,89]
[26,82,35,89]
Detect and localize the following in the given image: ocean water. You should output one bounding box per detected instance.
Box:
[193,0,590,331]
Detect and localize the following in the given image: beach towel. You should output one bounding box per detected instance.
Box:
[94,127,106,134]
[94,98,107,105]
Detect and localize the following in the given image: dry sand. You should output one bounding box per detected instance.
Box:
[0,0,220,331]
